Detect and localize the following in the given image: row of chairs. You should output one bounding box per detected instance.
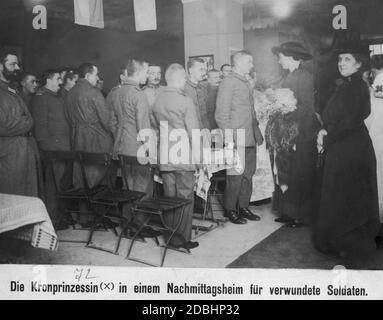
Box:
[43,150,191,267]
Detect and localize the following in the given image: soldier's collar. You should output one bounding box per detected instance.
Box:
[231,72,248,83]
[186,78,199,88]
[163,86,184,94]
[77,78,94,88]
[42,87,59,96]
[123,79,141,89]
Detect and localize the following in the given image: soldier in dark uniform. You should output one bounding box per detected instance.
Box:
[65,63,114,227]
[66,63,114,188]
[59,69,79,101]
[31,69,72,227]
[220,64,232,79]
[107,66,129,138]
[143,64,164,129]
[206,69,221,130]
[184,58,211,214]
[19,72,38,112]
[184,58,209,130]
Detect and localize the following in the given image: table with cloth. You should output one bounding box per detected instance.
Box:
[153,147,243,201]
[0,193,58,251]
[250,121,274,202]
[250,90,278,202]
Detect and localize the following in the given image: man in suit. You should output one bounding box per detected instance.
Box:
[215,50,264,224]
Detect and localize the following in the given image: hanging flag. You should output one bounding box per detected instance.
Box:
[133,0,157,32]
[74,0,104,29]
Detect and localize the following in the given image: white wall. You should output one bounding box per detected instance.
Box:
[183,0,244,69]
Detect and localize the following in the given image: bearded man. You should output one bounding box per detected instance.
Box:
[0,49,41,197]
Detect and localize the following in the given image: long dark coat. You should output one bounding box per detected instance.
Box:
[0,81,42,197]
[65,79,113,188]
[278,66,318,224]
[31,87,72,225]
[313,72,380,260]
[31,87,71,151]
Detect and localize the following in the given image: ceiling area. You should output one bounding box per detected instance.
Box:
[243,0,378,17]
[0,0,183,36]
[1,0,383,37]
[243,0,383,35]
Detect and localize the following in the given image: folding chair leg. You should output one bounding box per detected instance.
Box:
[161,230,176,267]
[160,206,190,266]
[103,216,118,236]
[86,222,98,247]
[115,221,146,255]
[115,225,127,254]
[195,197,210,235]
[86,205,116,246]
[126,214,152,259]
[86,216,108,246]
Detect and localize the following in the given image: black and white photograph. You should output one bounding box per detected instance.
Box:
[0,0,383,302]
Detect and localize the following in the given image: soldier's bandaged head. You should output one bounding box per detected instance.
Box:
[231,50,253,67]
[165,63,186,87]
[126,58,147,77]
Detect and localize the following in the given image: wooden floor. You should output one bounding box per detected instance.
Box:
[0,201,284,268]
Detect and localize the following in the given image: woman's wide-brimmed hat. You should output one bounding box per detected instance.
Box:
[271,41,313,61]
[332,40,371,56]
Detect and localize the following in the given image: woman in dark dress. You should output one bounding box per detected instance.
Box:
[270,42,319,227]
[314,43,380,265]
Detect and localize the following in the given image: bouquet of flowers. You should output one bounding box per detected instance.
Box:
[254,88,299,152]
[254,88,298,123]
[254,88,299,190]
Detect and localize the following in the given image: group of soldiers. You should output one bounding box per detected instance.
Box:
[0,48,263,250]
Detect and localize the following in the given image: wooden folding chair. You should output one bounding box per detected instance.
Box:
[117,155,192,267]
[43,150,99,243]
[77,152,146,254]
